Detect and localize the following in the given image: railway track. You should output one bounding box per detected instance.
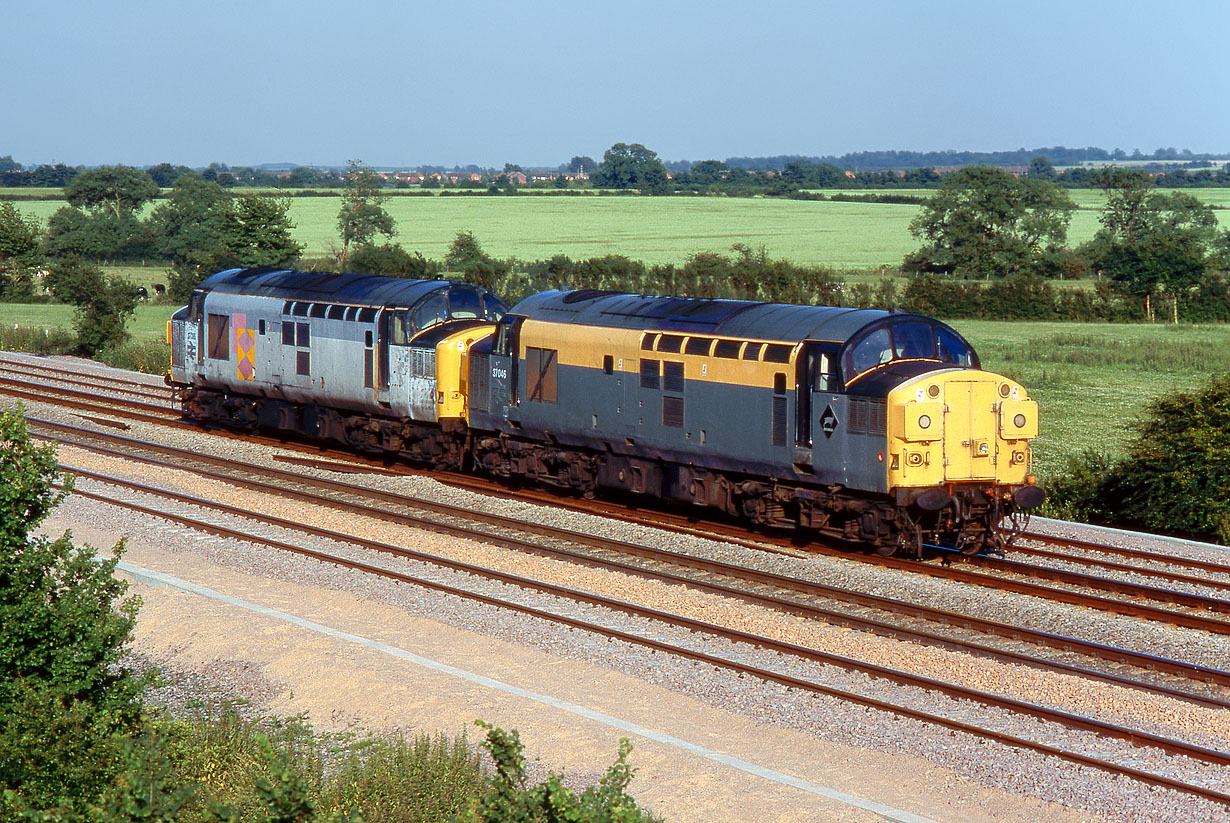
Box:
[53,453,1230,807]
[8,357,1230,808]
[6,359,1230,638]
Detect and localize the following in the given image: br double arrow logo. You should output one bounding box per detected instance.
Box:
[820,405,839,438]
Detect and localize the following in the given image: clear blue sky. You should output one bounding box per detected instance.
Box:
[3,0,1227,169]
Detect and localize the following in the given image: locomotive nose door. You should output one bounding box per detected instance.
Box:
[943,380,997,480]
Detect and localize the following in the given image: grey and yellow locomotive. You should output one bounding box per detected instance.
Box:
[466,290,1044,557]
[168,271,1044,557]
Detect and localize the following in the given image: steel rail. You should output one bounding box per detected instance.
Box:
[1019,529,1230,577]
[10,371,1230,633]
[0,362,171,402]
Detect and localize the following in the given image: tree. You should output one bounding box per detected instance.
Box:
[64,165,159,219]
[1027,156,1057,181]
[444,230,510,293]
[225,194,303,267]
[45,257,139,354]
[151,176,302,299]
[1087,168,1224,318]
[592,143,669,190]
[44,206,148,262]
[348,242,429,277]
[337,160,395,267]
[444,230,490,271]
[145,162,193,188]
[903,165,1075,279]
[0,409,148,818]
[567,155,596,174]
[0,202,43,298]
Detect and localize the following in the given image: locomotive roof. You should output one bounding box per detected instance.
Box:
[197,268,468,307]
[509,290,892,345]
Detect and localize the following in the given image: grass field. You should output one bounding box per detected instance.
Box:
[0,303,176,341]
[4,300,1226,483]
[9,188,1230,270]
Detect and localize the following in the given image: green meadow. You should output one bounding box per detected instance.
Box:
[9,188,1230,271]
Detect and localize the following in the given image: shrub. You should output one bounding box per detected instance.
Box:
[347,242,430,278]
[97,338,171,375]
[1047,375,1230,543]
[0,324,76,354]
[45,257,139,355]
[476,722,661,823]
[0,409,149,818]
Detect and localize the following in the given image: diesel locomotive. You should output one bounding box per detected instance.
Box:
[168,268,1045,558]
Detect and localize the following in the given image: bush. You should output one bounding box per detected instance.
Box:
[347,242,430,278]
[0,409,149,818]
[476,722,661,823]
[96,338,171,375]
[1047,375,1230,543]
[45,257,139,355]
[0,324,76,354]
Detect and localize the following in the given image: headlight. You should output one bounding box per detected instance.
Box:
[1014,414,1026,428]
[918,414,931,429]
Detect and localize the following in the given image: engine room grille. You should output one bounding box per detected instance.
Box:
[849,398,886,434]
[640,359,659,390]
[470,352,490,413]
[663,395,684,428]
[772,396,788,446]
[663,361,685,393]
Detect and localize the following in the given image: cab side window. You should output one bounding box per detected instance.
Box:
[411,293,448,335]
[845,327,891,377]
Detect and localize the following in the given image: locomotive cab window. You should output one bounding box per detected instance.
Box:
[937,325,977,367]
[482,294,510,321]
[390,313,409,346]
[842,318,980,383]
[358,307,378,323]
[893,320,934,360]
[845,327,892,377]
[411,293,447,334]
[449,288,482,319]
[207,314,229,360]
[526,347,557,403]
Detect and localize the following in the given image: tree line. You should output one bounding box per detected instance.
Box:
[6,144,1230,198]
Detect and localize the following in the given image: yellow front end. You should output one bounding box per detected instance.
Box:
[434,324,496,423]
[886,371,1038,490]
